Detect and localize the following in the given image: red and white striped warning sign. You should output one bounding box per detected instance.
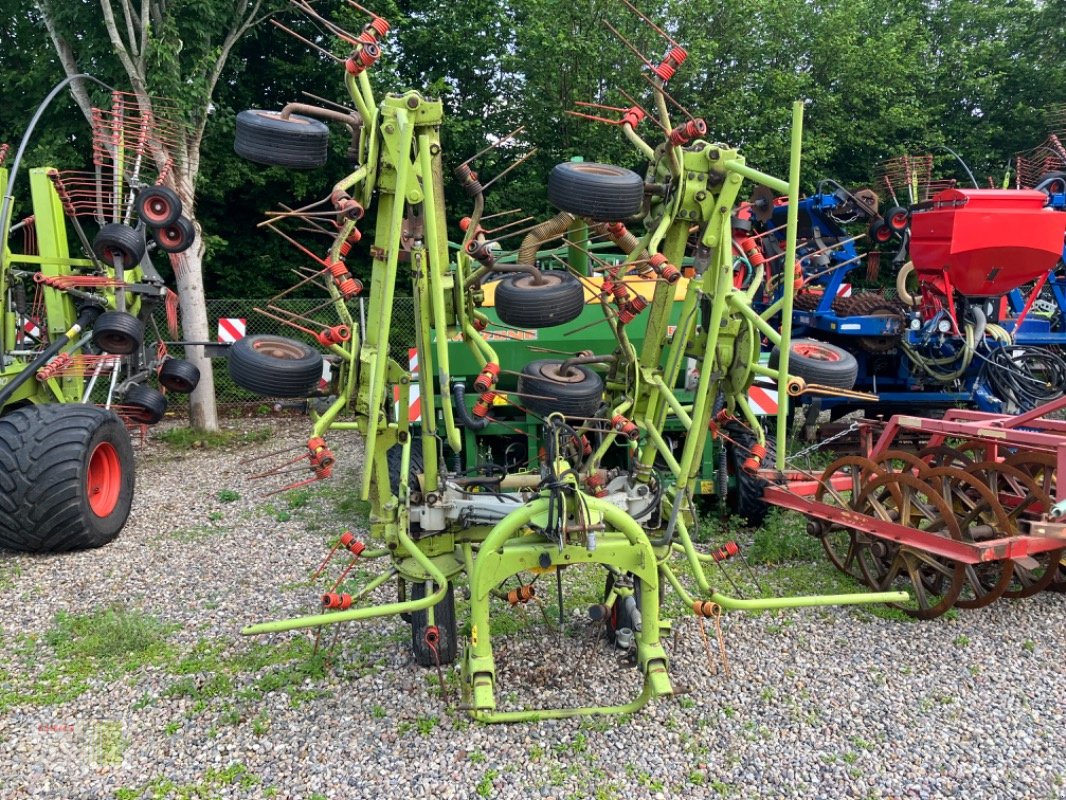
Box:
[217,318,246,343]
[393,347,422,423]
[746,380,780,416]
[17,317,42,345]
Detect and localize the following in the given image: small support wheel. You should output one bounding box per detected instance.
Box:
[516,359,604,419]
[546,161,645,221]
[157,358,201,394]
[769,339,859,391]
[152,217,196,254]
[92,223,146,268]
[234,109,330,170]
[135,186,182,227]
[123,384,168,425]
[227,335,323,398]
[92,310,145,355]
[494,271,585,329]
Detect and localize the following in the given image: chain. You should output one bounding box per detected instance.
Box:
[784,421,860,466]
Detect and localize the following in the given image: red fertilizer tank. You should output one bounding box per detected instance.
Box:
[908,188,1066,296]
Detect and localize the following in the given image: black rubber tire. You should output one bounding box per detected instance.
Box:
[516,359,604,419]
[409,580,458,666]
[494,271,585,329]
[234,109,329,170]
[157,358,200,394]
[228,334,323,398]
[0,404,134,552]
[547,161,644,220]
[123,384,167,425]
[868,219,894,244]
[769,339,858,391]
[1036,171,1066,195]
[884,205,910,232]
[386,437,424,494]
[91,310,145,355]
[725,423,773,526]
[135,186,182,228]
[92,223,146,268]
[152,217,196,254]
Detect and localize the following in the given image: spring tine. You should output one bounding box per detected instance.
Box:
[481,216,535,236]
[639,71,696,122]
[272,19,344,62]
[619,0,681,47]
[617,88,667,132]
[480,207,524,222]
[458,125,526,169]
[290,0,359,45]
[479,148,539,193]
[714,558,744,597]
[603,19,654,70]
[301,90,358,115]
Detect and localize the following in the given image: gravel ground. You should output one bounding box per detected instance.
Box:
[1,416,1064,800]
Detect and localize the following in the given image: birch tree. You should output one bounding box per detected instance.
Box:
[36,0,273,430]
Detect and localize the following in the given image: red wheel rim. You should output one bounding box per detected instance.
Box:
[793,342,842,362]
[87,442,121,517]
[158,226,182,246]
[890,211,908,230]
[143,197,173,225]
[876,227,892,242]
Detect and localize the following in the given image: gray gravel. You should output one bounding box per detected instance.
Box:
[1,416,1064,800]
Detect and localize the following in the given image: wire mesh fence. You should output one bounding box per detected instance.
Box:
[152,297,418,405]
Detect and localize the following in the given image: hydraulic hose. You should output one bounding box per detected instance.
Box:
[452,382,490,430]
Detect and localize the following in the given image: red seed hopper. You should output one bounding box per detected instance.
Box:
[908,189,1066,296]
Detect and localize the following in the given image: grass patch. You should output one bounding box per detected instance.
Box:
[155,426,273,450]
[746,509,822,564]
[0,606,175,711]
[114,762,265,799]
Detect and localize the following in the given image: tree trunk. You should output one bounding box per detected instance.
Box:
[173,231,219,431]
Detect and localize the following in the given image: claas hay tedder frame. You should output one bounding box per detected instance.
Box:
[232,1,914,722]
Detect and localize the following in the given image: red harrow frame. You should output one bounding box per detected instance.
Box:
[765,395,1066,618]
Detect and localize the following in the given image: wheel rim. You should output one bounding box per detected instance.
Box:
[143,197,172,224]
[792,342,842,362]
[252,338,309,361]
[87,441,122,517]
[854,472,965,618]
[96,331,137,355]
[813,455,884,579]
[158,225,185,247]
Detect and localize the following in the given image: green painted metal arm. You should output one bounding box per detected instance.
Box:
[774,101,804,470]
[417,136,461,454]
[241,524,448,635]
[708,589,910,611]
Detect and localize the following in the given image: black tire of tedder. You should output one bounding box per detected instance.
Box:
[494,270,585,329]
[547,161,645,221]
[135,186,183,228]
[516,359,604,419]
[227,334,323,398]
[92,222,146,268]
[769,338,859,391]
[725,423,775,527]
[152,217,196,254]
[0,404,134,552]
[234,110,329,170]
[1036,171,1066,195]
[92,310,145,355]
[157,358,201,394]
[123,384,168,425]
[409,580,458,666]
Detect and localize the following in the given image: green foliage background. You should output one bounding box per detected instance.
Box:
[2,0,1064,297]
